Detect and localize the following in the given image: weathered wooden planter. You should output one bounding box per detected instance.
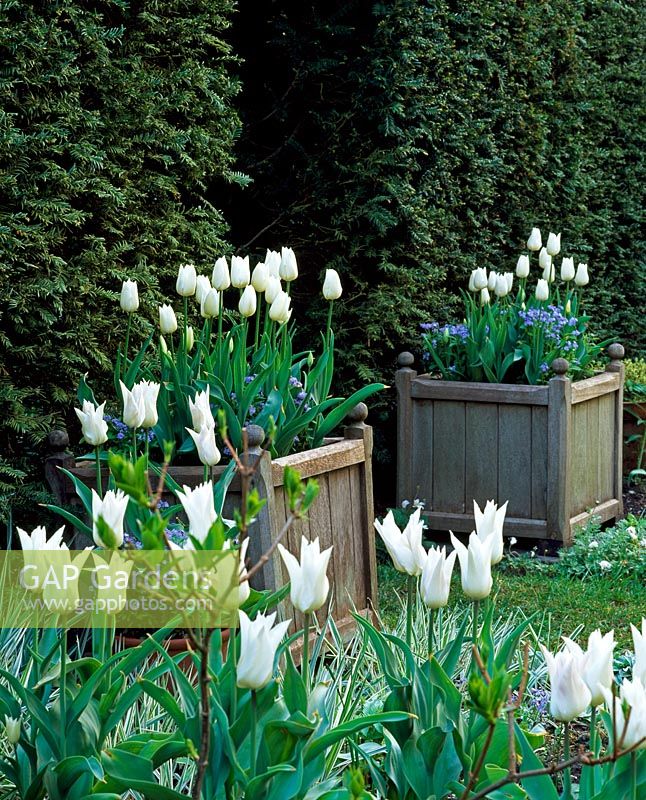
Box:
[396,345,625,545]
[45,404,377,636]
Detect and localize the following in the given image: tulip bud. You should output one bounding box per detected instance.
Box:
[540,646,592,722]
[473,267,488,290]
[473,499,508,565]
[468,270,477,292]
[565,299,571,315]
[212,256,230,291]
[176,263,197,297]
[601,678,646,750]
[74,400,108,446]
[516,254,530,278]
[265,275,282,304]
[251,262,269,292]
[574,262,589,286]
[231,255,250,288]
[91,488,129,548]
[4,716,20,745]
[17,525,67,551]
[278,536,333,613]
[487,270,497,291]
[238,285,257,318]
[279,246,298,281]
[269,290,292,323]
[322,268,342,300]
[563,629,615,707]
[539,247,552,271]
[546,232,561,256]
[186,424,221,467]
[265,249,281,278]
[195,274,211,305]
[374,508,427,576]
[236,610,291,690]
[561,257,575,282]
[178,482,216,545]
[535,279,549,302]
[527,227,542,251]
[120,380,145,429]
[631,618,646,685]
[186,326,195,352]
[133,380,160,428]
[120,279,139,313]
[504,272,514,293]
[159,335,168,354]
[450,531,494,600]
[189,387,215,432]
[159,304,178,334]
[494,274,508,298]
[201,288,220,318]
[420,546,456,609]
[480,287,491,306]
[542,262,555,283]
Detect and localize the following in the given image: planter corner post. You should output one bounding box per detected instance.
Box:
[547,358,573,544]
[606,343,625,518]
[396,352,417,507]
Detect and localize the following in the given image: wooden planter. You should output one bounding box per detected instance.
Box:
[45,404,377,637]
[396,345,625,545]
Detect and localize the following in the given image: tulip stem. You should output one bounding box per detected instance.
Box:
[302,612,310,692]
[123,312,132,377]
[250,689,258,776]
[254,297,262,351]
[218,295,224,343]
[95,446,102,498]
[631,751,637,800]
[590,705,597,755]
[438,607,443,650]
[406,575,415,650]
[471,600,480,673]
[132,428,137,462]
[326,302,334,347]
[59,632,67,758]
[427,607,435,657]
[563,722,572,799]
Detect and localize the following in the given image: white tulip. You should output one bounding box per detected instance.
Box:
[539,247,552,272]
[195,275,211,305]
[527,227,542,251]
[279,246,298,281]
[251,262,269,293]
[186,424,221,467]
[186,325,195,353]
[264,275,282,304]
[322,269,342,300]
[420,546,457,609]
[120,380,145,429]
[91,488,129,548]
[120,279,139,313]
[374,508,427,577]
[480,287,491,306]
[450,531,494,600]
[231,255,250,288]
[265,249,281,278]
[601,678,646,750]
[159,335,168,354]
[631,618,646,684]
[535,279,549,302]
[201,288,220,319]
[468,270,478,292]
[176,263,197,297]
[269,290,292,323]
[563,629,615,707]
[189,387,214,432]
[278,536,333,614]
[236,610,291,690]
[504,272,514,293]
[541,645,592,722]
[575,263,589,287]
[561,257,575,282]
[17,525,67,551]
[212,256,231,291]
[494,274,509,298]
[4,716,20,745]
[516,254,530,279]
[74,400,108,446]
[238,285,257,318]
[159,304,178,335]
[473,499,508,565]
[487,271,497,291]
[178,482,216,545]
[473,267,488,290]
[546,232,561,256]
[132,380,160,428]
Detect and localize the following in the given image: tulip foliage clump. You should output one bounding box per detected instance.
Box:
[422,228,607,385]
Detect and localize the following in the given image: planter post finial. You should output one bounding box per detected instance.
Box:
[606,342,625,373]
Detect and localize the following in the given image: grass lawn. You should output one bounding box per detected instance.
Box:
[377,559,646,651]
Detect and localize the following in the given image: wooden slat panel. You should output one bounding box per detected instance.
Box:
[571,372,621,404]
[306,473,338,626]
[410,400,433,507]
[465,402,498,510]
[432,401,466,513]
[327,466,363,620]
[531,406,548,519]
[586,398,601,508]
[570,404,589,515]
[412,378,549,405]
[498,405,532,518]
[597,393,615,500]
[272,440,364,484]
[423,510,547,538]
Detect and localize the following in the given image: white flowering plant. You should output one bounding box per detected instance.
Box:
[559,515,646,582]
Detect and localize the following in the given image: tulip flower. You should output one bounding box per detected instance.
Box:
[575,262,589,286]
[279,246,298,282]
[631,618,646,684]
[601,678,646,750]
[212,256,231,291]
[265,249,281,278]
[231,255,250,288]
[494,274,509,298]
[189,387,215,432]
[269,290,292,323]
[251,262,269,293]
[535,279,549,302]
[4,716,20,745]
[516,254,530,278]
[120,279,139,313]
[176,263,197,297]
[546,232,561,256]
[504,272,514,293]
[186,423,221,467]
[75,400,108,446]
[473,499,508,565]
[178,482,216,545]
[527,227,542,251]
[195,274,211,305]
[540,645,591,722]
[223,537,251,605]
[238,285,257,318]
[236,610,291,690]
[120,380,145,429]
[420,545,456,609]
[450,531,495,601]
[278,536,333,614]
[473,267,488,290]
[91,488,129,548]
[561,256,575,282]
[480,287,491,306]
[487,270,497,291]
[539,247,552,272]
[133,380,160,428]
[201,288,220,319]
[264,275,282,304]
[374,508,427,576]
[563,629,615,707]
[468,270,477,291]
[159,304,178,335]
[322,269,342,300]
[17,525,67,551]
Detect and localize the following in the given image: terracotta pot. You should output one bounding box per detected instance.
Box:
[116,630,230,675]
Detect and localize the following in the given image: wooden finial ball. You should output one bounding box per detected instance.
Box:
[551,358,570,375]
[48,429,70,449]
[398,351,415,367]
[244,424,265,448]
[607,343,625,360]
[347,402,368,423]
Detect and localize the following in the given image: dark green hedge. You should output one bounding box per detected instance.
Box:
[0,0,243,514]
